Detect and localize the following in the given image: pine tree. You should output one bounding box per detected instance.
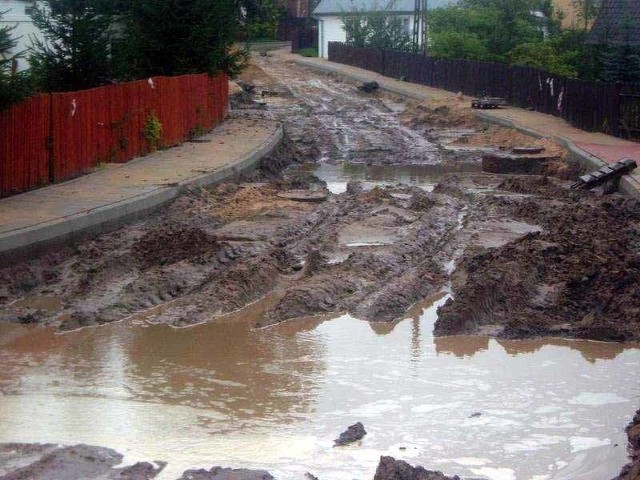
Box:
[599,45,640,83]
[29,0,114,92]
[119,0,249,79]
[0,10,30,109]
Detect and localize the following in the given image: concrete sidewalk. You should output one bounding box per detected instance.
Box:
[287,52,640,199]
[0,114,283,258]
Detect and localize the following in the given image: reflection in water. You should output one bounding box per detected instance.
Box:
[435,335,491,358]
[0,295,639,480]
[496,338,628,364]
[311,162,481,194]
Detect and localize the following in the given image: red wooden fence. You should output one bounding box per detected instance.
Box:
[0,73,228,197]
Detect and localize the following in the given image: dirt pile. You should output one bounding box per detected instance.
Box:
[613,409,640,480]
[176,467,274,480]
[334,422,367,446]
[400,101,474,129]
[436,179,640,341]
[0,444,164,480]
[373,456,460,480]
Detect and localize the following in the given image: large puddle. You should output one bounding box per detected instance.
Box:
[311,162,482,194]
[1,295,639,480]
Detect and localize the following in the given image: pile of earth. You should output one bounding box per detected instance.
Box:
[0,444,457,480]
[613,409,640,480]
[436,176,640,341]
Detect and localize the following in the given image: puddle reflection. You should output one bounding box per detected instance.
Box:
[0,294,639,480]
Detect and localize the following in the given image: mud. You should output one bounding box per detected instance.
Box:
[435,177,640,342]
[373,456,459,480]
[614,409,640,480]
[334,422,367,446]
[0,55,637,344]
[0,443,164,479]
[0,444,466,480]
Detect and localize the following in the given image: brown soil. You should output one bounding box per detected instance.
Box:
[0,443,164,480]
[0,56,638,346]
[373,456,459,480]
[613,409,640,480]
[435,177,640,342]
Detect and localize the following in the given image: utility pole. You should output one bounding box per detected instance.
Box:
[412,0,428,54]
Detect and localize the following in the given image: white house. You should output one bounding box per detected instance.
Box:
[313,0,451,59]
[0,0,44,71]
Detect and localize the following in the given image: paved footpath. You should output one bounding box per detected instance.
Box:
[0,114,282,258]
[287,52,640,199]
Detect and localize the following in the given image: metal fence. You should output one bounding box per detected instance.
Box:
[328,42,640,141]
[0,73,228,198]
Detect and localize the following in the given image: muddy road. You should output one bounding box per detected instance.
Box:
[1,54,640,343]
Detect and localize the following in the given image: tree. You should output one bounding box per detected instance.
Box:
[341,2,412,52]
[599,45,640,83]
[0,10,31,109]
[245,0,286,42]
[509,42,579,77]
[29,0,114,92]
[460,0,542,59]
[571,0,600,30]
[118,0,250,79]
[430,31,489,60]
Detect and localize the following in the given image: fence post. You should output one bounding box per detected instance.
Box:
[47,93,54,183]
[613,82,622,138]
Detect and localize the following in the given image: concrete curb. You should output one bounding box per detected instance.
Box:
[0,124,284,261]
[476,112,640,200]
[292,56,640,200]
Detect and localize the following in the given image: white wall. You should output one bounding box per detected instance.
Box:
[316,13,422,59]
[317,16,346,59]
[0,0,45,71]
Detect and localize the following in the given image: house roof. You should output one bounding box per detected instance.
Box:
[313,0,451,16]
[587,0,640,45]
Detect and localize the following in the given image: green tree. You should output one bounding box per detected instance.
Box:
[245,0,285,41]
[430,31,489,60]
[599,45,640,83]
[341,2,412,51]
[509,41,578,76]
[429,3,541,61]
[118,0,250,79]
[0,10,31,109]
[460,0,542,59]
[29,0,114,92]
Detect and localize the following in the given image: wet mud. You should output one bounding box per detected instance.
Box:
[614,409,640,480]
[1,55,638,344]
[0,443,164,480]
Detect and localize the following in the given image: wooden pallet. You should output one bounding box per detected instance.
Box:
[471,97,507,109]
[570,158,638,190]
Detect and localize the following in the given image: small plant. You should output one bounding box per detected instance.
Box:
[298,47,319,58]
[189,123,207,140]
[143,112,162,151]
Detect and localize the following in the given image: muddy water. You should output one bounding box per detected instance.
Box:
[311,163,481,194]
[1,294,639,480]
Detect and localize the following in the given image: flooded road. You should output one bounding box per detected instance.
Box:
[1,295,639,480]
[2,56,640,480]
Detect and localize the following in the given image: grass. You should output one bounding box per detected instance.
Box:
[298,47,319,58]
